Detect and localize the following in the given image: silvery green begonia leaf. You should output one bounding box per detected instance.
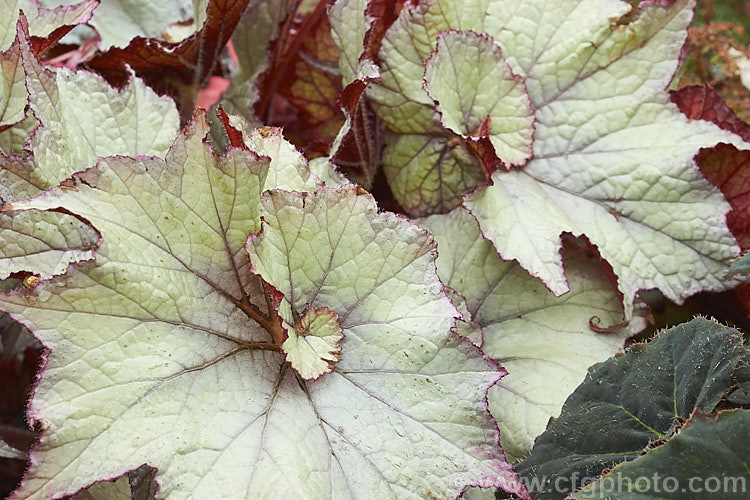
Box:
[279,305,343,380]
[444,286,482,347]
[423,30,534,167]
[369,0,750,320]
[418,208,647,463]
[381,132,486,216]
[0,2,94,131]
[0,208,98,280]
[1,153,97,281]
[0,114,37,155]
[0,112,528,499]
[85,0,195,50]
[0,154,40,201]
[329,0,372,86]
[22,30,180,185]
[365,0,488,215]
[0,36,25,130]
[308,157,350,188]
[367,0,486,134]
[0,24,179,281]
[464,0,750,318]
[0,0,96,52]
[245,185,527,498]
[240,125,323,192]
[217,111,335,190]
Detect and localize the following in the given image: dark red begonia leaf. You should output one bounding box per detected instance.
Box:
[85,0,250,117]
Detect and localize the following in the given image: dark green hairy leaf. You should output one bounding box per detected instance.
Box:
[517,317,746,499]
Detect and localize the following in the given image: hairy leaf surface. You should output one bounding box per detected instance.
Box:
[574,410,750,499]
[516,317,745,500]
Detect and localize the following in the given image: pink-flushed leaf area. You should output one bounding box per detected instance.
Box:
[0,107,528,499]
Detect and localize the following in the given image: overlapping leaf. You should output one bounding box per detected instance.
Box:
[0,3,95,132]
[0,111,528,499]
[418,208,646,463]
[364,0,493,215]
[215,109,327,191]
[423,30,534,167]
[327,0,394,188]
[244,185,527,497]
[329,0,372,87]
[462,0,750,318]
[0,23,179,282]
[0,0,96,53]
[0,114,36,156]
[0,37,26,131]
[21,27,181,185]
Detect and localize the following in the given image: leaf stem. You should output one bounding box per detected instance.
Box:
[236,342,283,353]
[262,284,287,347]
[235,288,287,348]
